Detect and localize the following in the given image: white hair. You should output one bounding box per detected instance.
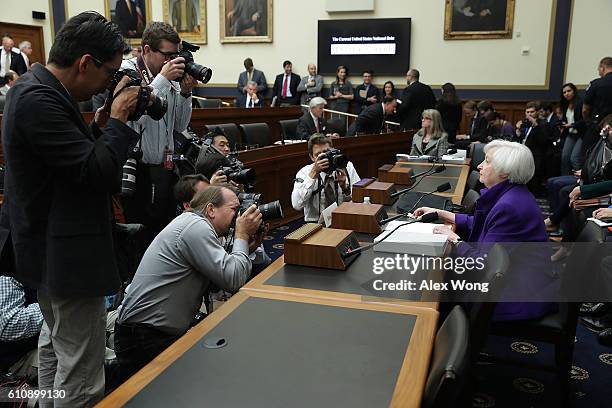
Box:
[483,140,534,185]
[19,41,31,50]
[246,80,257,87]
[309,96,326,109]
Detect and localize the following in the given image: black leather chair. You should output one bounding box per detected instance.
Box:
[326,117,347,137]
[279,119,299,140]
[422,305,470,408]
[467,170,481,192]
[469,143,485,171]
[461,189,480,215]
[240,123,271,147]
[197,98,222,108]
[206,123,242,152]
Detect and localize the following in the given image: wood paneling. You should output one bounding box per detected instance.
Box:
[459,100,536,134]
[0,22,45,66]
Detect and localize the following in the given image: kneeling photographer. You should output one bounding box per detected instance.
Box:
[292,134,361,222]
[115,185,261,380]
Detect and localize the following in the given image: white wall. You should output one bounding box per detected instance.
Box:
[565,0,612,86]
[1,0,53,60]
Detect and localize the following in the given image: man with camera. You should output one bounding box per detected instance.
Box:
[0,12,142,406]
[515,101,551,193]
[121,21,198,240]
[115,185,261,379]
[292,134,360,222]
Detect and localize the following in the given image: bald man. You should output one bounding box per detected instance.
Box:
[297,63,323,105]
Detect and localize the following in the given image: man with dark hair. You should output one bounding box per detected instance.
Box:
[515,101,551,193]
[582,57,612,151]
[121,21,197,243]
[174,174,210,211]
[272,60,300,106]
[237,57,267,100]
[291,134,360,222]
[0,35,26,86]
[354,70,380,114]
[398,69,436,130]
[0,11,140,406]
[0,70,18,95]
[355,95,398,135]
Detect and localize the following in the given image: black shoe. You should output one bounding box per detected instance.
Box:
[579,302,610,317]
[581,315,612,332]
[598,328,612,347]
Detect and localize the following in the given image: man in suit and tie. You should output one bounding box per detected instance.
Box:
[237,57,267,100]
[236,81,263,108]
[0,36,26,86]
[354,95,397,135]
[297,63,323,105]
[18,41,32,69]
[0,71,18,96]
[272,60,301,106]
[354,70,380,114]
[296,97,338,140]
[398,69,436,130]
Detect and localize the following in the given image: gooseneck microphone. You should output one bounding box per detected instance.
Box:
[341,212,439,259]
[390,165,446,199]
[380,182,452,226]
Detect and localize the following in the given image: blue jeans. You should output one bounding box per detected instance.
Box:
[561,133,583,175]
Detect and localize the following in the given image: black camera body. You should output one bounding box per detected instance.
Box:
[107,68,167,121]
[238,193,284,224]
[321,148,348,172]
[176,41,212,84]
[221,160,256,186]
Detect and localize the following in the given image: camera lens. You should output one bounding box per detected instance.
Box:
[229,168,256,185]
[185,62,212,84]
[121,158,138,197]
[258,200,284,221]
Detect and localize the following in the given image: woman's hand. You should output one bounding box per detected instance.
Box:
[432,225,461,242]
[592,207,612,220]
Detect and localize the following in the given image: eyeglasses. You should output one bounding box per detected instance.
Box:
[90,55,119,78]
[151,47,178,59]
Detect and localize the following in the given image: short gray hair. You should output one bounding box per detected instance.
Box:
[483,140,534,185]
[246,80,257,87]
[19,41,31,50]
[309,96,326,109]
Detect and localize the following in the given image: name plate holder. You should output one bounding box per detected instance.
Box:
[331,202,387,234]
[351,178,397,205]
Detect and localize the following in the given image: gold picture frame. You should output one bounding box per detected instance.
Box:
[219,0,273,43]
[104,0,153,44]
[163,0,207,44]
[444,0,516,40]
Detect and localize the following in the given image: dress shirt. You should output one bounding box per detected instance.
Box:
[282,74,293,98]
[0,277,43,341]
[0,49,10,77]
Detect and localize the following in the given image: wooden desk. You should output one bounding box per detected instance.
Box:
[98,291,438,408]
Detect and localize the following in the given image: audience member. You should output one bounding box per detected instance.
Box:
[174,174,210,212]
[485,111,514,141]
[297,63,323,105]
[291,134,360,222]
[410,109,449,158]
[296,97,337,140]
[582,57,612,152]
[398,69,436,130]
[115,186,262,379]
[121,22,197,241]
[327,65,353,117]
[382,80,397,99]
[415,140,557,321]
[130,46,142,58]
[354,95,397,135]
[0,12,141,406]
[0,70,18,95]
[272,60,300,106]
[236,80,263,108]
[559,82,585,175]
[455,100,477,143]
[435,82,462,143]
[237,57,267,100]
[515,101,550,193]
[18,41,32,69]
[539,101,563,178]
[354,70,379,114]
[0,35,26,85]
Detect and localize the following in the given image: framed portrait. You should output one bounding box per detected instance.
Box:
[444,0,516,40]
[105,0,152,43]
[219,0,273,43]
[163,0,207,44]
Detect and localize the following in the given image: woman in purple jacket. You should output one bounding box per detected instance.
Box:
[414,140,557,321]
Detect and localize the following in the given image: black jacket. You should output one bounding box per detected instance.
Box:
[435,99,462,143]
[399,81,436,130]
[273,72,301,104]
[236,94,263,108]
[0,64,140,296]
[296,112,328,140]
[354,84,380,114]
[355,103,385,135]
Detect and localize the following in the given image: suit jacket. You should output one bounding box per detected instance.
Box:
[297,74,323,104]
[470,114,490,143]
[435,99,463,142]
[272,72,301,105]
[355,103,385,135]
[237,68,268,98]
[296,112,328,140]
[410,130,449,158]
[1,51,27,78]
[399,81,436,130]
[115,0,141,37]
[354,84,380,114]
[0,64,140,297]
[236,93,263,108]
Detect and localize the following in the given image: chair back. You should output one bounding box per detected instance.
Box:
[467,170,481,191]
[469,143,485,171]
[197,98,222,108]
[240,123,271,147]
[461,189,480,215]
[327,117,346,137]
[206,123,243,151]
[279,119,299,140]
[422,305,470,408]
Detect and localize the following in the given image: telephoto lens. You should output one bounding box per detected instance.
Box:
[121,158,138,197]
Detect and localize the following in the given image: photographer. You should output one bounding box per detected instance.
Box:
[291,134,360,222]
[0,12,141,406]
[121,21,197,239]
[115,186,261,379]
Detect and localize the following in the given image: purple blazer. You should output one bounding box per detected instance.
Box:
[454,180,557,321]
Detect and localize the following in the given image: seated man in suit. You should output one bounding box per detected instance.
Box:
[297,63,323,105]
[272,60,300,106]
[296,97,339,140]
[0,71,18,96]
[236,81,263,108]
[0,35,27,86]
[354,70,380,114]
[354,95,398,135]
[456,100,494,144]
[237,57,267,100]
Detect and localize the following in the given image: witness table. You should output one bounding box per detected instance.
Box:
[98,291,438,408]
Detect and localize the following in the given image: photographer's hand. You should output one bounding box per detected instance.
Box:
[160,56,186,82]
[180,73,197,93]
[308,153,329,179]
[235,204,262,241]
[248,223,268,253]
[94,106,110,128]
[110,76,140,123]
[335,169,348,191]
[210,170,227,185]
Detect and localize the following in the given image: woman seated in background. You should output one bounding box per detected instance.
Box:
[485,111,515,141]
[327,65,354,118]
[559,82,585,176]
[414,140,557,321]
[410,109,449,159]
[435,82,462,144]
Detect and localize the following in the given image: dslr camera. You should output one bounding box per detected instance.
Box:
[237,193,284,226]
[320,148,348,173]
[174,41,212,84]
[221,155,256,188]
[106,68,167,121]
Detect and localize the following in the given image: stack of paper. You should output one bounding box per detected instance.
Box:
[373,229,448,256]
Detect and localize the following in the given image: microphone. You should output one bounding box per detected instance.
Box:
[380,182,451,225]
[390,165,446,199]
[341,212,439,259]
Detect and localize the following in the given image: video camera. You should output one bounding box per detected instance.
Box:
[174,41,212,84]
[105,68,167,121]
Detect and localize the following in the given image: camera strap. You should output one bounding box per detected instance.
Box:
[136,56,152,85]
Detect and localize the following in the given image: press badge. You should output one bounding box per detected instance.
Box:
[163,146,174,170]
